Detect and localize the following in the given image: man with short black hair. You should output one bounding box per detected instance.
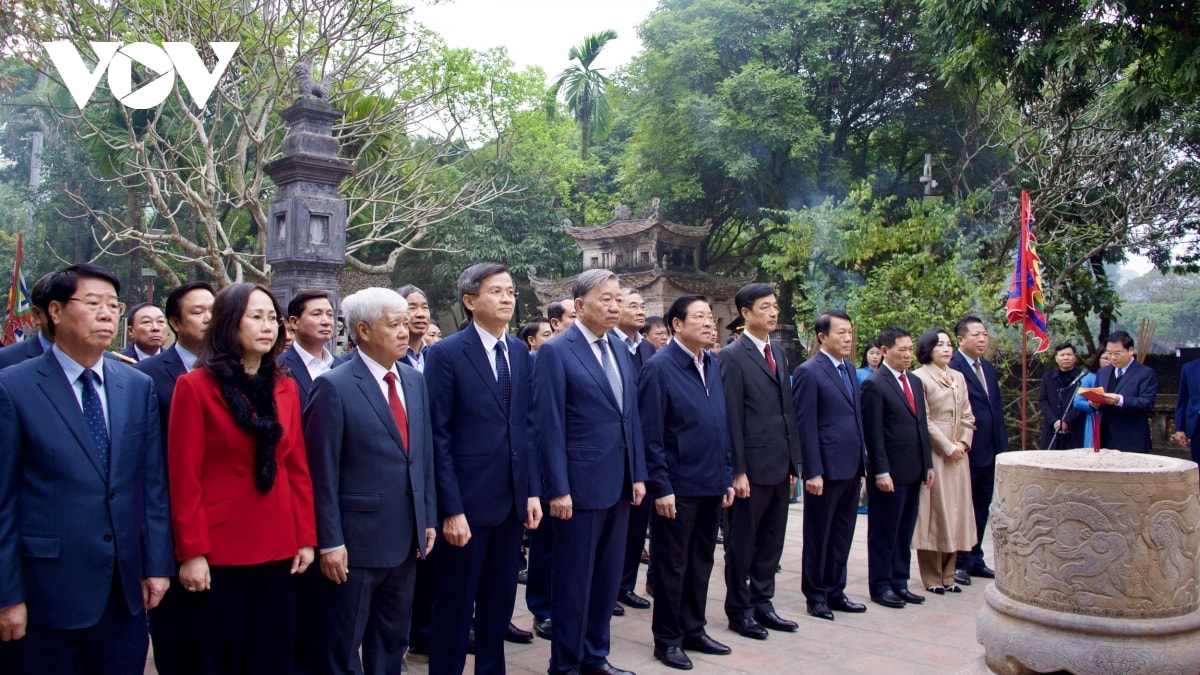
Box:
[640,316,669,350]
[1038,342,1085,449]
[862,325,933,610]
[721,284,803,633]
[0,263,173,674]
[949,316,1006,583]
[120,302,167,362]
[0,273,56,370]
[397,285,432,372]
[279,290,348,408]
[1092,331,1158,452]
[546,295,577,335]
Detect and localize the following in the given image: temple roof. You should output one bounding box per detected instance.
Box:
[565,199,712,242]
[529,265,754,304]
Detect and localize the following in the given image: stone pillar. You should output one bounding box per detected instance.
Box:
[264,96,353,345]
[978,449,1200,674]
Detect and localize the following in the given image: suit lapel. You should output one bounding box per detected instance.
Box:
[816,353,854,405]
[352,357,408,455]
[740,336,776,384]
[286,346,314,391]
[460,325,506,411]
[566,327,620,412]
[36,353,107,481]
[399,366,423,453]
[881,368,917,418]
[103,360,129,478]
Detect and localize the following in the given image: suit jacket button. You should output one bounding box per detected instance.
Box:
[103,534,113,543]
[108,491,116,500]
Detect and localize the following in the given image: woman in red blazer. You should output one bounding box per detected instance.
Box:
[168,282,317,675]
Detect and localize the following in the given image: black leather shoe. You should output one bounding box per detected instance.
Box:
[970,564,996,579]
[870,590,906,608]
[828,597,867,613]
[753,610,798,632]
[895,588,925,604]
[612,603,625,617]
[517,569,528,585]
[681,632,731,655]
[728,616,769,640]
[654,645,693,670]
[807,603,834,621]
[954,569,972,586]
[505,622,534,644]
[534,618,552,640]
[618,589,651,609]
[582,661,634,675]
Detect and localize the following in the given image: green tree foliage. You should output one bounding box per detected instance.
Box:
[1116,271,1200,349]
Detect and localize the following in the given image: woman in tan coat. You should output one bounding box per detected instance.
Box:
[912,328,977,593]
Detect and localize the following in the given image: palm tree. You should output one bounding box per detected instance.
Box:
[552,29,617,226]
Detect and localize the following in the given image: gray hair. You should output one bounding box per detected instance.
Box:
[396,284,427,301]
[573,269,617,300]
[619,287,641,297]
[342,287,408,337]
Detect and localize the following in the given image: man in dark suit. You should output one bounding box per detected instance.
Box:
[1037,342,1086,450]
[0,272,55,370]
[791,309,869,621]
[640,295,735,670]
[533,269,646,675]
[119,302,167,362]
[612,288,655,613]
[1092,331,1159,453]
[303,287,437,675]
[425,263,542,674]
[949,316,1007,583]
[397,285,431,373]
[720,284,803,636]
[1175,358,1200,464]
[278,289,348,408]
[862,325,933,610]
[0,263,174,674]
[547,294,577,335]
[134,280,214,675]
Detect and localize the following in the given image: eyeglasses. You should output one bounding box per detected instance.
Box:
[68,297,125,316]
[479,288,517,298]
[243,314,281,326]
[687,314,716,323]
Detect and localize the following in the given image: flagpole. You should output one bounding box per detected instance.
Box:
[1021,327,1028,451]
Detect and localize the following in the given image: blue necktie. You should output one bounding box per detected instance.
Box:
[596,338,623,412]
[837,362,855,400]
[494,340,511,412]
[79,369,109,473]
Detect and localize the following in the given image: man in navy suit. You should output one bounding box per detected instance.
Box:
[533,269,646,675]
[791,309,869,621]
[303,287,437,675]
[612,289,655,614]
[134,280,213,675]
[397,285,432,373]
[0,263,174,674]
[0,272,55,371]
[1092,331,1159,453]
[1175,359,1200,464]
[640,295,735,670]
[426,262,542,674]
[949,316,1007,583]
[721,285,804,636]
[862,325,933,610]
[279,289,348,408]
[119,302,167,362]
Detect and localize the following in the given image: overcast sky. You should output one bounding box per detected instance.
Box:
[408,0,658,79]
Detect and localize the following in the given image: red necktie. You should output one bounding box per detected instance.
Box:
[763,343,777,376]
[383,372,409,453]
[899,372,916,414]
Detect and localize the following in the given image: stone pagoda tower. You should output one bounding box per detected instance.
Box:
[531,199,754,344]
[264,75,354,327]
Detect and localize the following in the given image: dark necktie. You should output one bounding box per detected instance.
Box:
[837,362,854,399]
[899,372,917,414]
[494,340,511,412]
[764,343,777,376]
[79,370,109,473]
[596,338,623,412]
[383,372,409,453]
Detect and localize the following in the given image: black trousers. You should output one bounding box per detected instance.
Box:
[650,495,720,646]
[957,462,995,571]
[321,558,418,675]
[148,575,192,675]
[190,559,297,675]
[724,480,790,618]
[800,477,859,605]
[409,548,436,651]
[866,481,920,595]
[14,574,149,675]
[525,497,553,622]
[619,497,652,594]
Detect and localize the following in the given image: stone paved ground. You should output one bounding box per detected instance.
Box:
[147,498,994,674]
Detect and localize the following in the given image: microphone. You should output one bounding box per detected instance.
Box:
[1065,367,1089,389]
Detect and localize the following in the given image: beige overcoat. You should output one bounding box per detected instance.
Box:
[912,365,977,552]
